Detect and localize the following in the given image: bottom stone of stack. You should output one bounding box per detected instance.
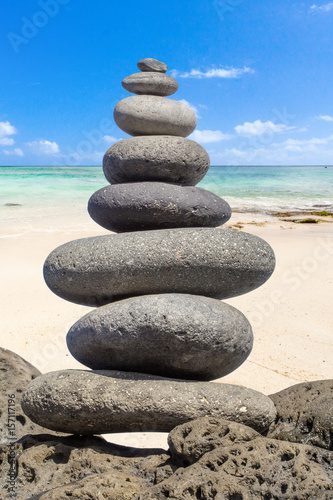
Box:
[21,370,276,435]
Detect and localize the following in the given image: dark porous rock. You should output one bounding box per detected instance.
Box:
[0,347,62,443]
[168,416,260,464]
[0,433,175,499]
[114,96,197,137]
[122,72,178,96]
[137,57,168,73]
[267,379,333,450]
[21,370,276,434]
[140,438,333,499]
[88,183,231,232]
[103,135,210,186]
[66,294,253,380]
[43,228,275,307]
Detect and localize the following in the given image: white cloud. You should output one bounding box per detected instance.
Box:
[103,135,119,144]
[317,114,333,122]
[235,120,294,137]
[310,3,333,12]
[3,148,24,157]
[178,99,199,117]
[0,121,17,145]
[171,66,254,79]
[189,130,232,143]
[26,139,60,155]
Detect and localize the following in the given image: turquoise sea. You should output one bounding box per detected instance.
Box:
[1,166,332,214]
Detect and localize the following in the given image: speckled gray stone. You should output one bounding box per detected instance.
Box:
[114,96,197,137]
[43,228,276,306]
[103,136,210,186]
[122,73,178,96]
[137,58,168,73]
[88,183,231,232]
[21,370,277,434]
[66,294,253,380]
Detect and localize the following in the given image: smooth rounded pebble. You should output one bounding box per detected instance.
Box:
[66,294,253,380]
[114,96,197,137]
[122,72,178,96]
[103,135,210,186]
[21,370,277,434]
[88,183,231,232]
[137,58,168,73]
[43,228,276,306]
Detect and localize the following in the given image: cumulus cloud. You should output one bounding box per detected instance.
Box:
[171,67,254,79]
[189,130,232,143]
[26,139,60,155]
[317,114,333,122]
[0,121,17,146]
[3,148,24,157]
[178,99,199,117]
[310,3,333,12]
[103,135,119,144]
[235,120,294,137]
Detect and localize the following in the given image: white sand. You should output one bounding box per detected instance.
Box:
[1,210,332,449]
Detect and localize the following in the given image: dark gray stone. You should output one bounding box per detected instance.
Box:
[137,58,168,73]
[21,370,276,434]
[103,135,210,186]
[114,96,197,137]
[122,72,178,96]
[88,183,231,232]
[0,348,63,443]
[267,380,333,450]
[141,438,333,499]
[168,416,260,464]
[43,228,276,307]
[66,294,253,380]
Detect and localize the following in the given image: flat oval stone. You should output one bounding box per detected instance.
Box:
[137,58,167,73]
[88,183,231,232]
[21,370,277,434]
[43,228,275,307]
[114,96,197,137]
[122,72,178,96]
[66,294,253,380]
[103,136,210,186]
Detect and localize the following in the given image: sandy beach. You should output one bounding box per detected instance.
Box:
[1,208,332,448]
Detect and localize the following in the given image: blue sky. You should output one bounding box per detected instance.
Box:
[1,0,333,166]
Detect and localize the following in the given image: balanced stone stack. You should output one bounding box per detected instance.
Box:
[22,58,277,435]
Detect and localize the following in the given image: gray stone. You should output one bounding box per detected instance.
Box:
[168,416,260,464]
[141,438,333,499]
[43,228,276,306]
[267,380,333,450]
[103,135,210,186]
[88,183,231,232]
[66,294,253,380]
[21,370,276,434]
[122,72,178,96]
[0,348,63,443]
[114,96,197,137]
[137,58,168,73]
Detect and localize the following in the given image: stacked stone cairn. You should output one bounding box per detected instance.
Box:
[22,58,278,436]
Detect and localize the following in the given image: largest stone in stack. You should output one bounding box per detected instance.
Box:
[22,58,277,435]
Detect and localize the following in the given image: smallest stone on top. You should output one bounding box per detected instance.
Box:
[137,57,168,73]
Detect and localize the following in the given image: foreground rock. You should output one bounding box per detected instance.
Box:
[21,370,276,434]
[267,379,333,450]
[114,96,197,137]
[168,416,260,464]
[103,135,210,185]
[0,433,175,499]
[140,438,333,499]
[137,57,168,73]
[88,183,231,232]
[0,348,61,442]
[67,294,253,380]
[43,228,276,306]
[122,72,178,96]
